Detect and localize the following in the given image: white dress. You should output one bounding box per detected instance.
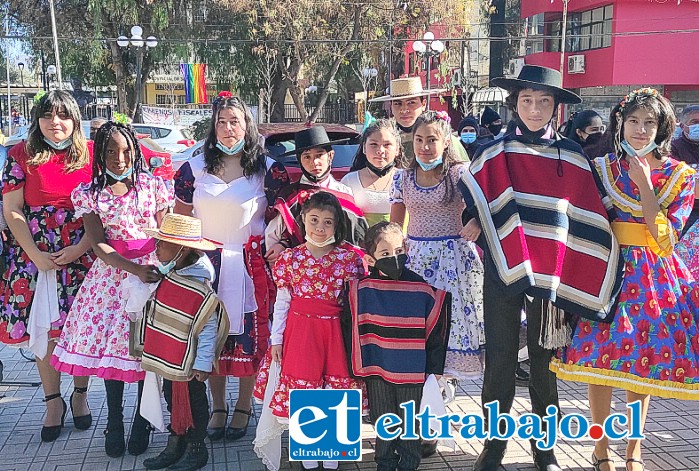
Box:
[389,165,485,380]
[341,170,392,227]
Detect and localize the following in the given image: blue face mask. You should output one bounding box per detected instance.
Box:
[216,138,245,155]
[157,247,183,275]
[621,139,658,158]
[687,124,699,142]
[43,137,73,150]
[460,132,477,145]
[416,157,443,171]
[105,166,134,182]
[673,125,683,140]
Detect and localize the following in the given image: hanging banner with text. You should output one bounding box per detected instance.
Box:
[141,105,213,126]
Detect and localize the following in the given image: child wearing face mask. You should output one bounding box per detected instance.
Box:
[340,221,451,471]
[137,214,229,471]
[51,121,173,458]
[253,191,366,471]
[390,111,485,385]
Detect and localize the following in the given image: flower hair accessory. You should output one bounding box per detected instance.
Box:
[112,112,130,125]
[435,110,451,124]
[33,90,47,104]
[616,87,659,119]
[213,91,233,107]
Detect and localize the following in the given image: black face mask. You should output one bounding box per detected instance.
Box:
[300,164,332,184]
[365,160,395,177]
[487,123,503,136]
[373,253,408,280]
[396,123,414,134]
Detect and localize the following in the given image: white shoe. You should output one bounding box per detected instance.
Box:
[302,461,319,469]
[324,461,339,469]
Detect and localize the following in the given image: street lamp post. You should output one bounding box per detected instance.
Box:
[117,26,158,122]
[361,67,378,107]
[17,62,24,88]
[411,32,445,110]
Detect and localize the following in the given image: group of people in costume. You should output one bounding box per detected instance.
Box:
[2,61,699,471]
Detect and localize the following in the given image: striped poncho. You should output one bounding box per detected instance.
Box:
[458,133,623,322]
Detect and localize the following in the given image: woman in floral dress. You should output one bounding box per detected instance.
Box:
[390,111,484,381]
[551,89,699,471]
[51,122,172,457]
[1,91,94,442]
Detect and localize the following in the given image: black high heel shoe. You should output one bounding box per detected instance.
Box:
[592,452,614,471]
[226,408,252,440]
[70,386,92,430]
[41,393,67,442]
[207,406,229,441]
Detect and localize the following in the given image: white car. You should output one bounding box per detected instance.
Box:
[131,124,195,153]
[171,139,205,171]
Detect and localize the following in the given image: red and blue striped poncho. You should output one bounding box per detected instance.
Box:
[458,133,623,322]
[341,270,451,384]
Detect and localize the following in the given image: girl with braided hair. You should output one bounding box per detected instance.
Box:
[52,121,173,458]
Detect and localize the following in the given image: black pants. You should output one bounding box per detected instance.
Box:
[365,378,423,471]
[163,378,209,442]
[481,271,559,449]
[104,379,145,428]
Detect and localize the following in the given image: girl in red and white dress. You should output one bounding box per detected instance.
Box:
[253,191,365,471]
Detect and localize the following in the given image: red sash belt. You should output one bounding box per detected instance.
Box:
[290,297,342,319]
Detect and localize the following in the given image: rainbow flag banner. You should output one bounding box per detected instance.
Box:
[180,63,208,104]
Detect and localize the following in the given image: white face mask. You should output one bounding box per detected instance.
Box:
[305,234,336,248]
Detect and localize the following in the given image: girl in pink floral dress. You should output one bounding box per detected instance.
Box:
[253,191,365,471]
[51,122,173,458]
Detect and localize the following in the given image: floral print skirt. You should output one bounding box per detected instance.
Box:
[675,220,699,280]
[407,236,485,380]
[552,246,699,400]
[51,255,153,383]
[0,205,93,345]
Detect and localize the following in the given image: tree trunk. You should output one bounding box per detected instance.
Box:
[109,40,130,115]
[270,71,287,122]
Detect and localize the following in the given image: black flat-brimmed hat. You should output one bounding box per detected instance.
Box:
[491,65,581,105]
[280,126,350,157]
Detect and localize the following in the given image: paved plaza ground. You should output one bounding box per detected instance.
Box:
[1,344,698,470]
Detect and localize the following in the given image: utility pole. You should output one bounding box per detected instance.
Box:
[48,0,63,88]
[489,0,506,81]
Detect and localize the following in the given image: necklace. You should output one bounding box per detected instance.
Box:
[362,168,392,191]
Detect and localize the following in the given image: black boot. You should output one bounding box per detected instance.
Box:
[168,441,208,471]
[104,380,126,457]
[472,440,507,471]
[531,446,562,471]
[128,380,152,455]
[143,434,186,470]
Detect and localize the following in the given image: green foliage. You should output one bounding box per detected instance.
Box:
[190,117,211,140]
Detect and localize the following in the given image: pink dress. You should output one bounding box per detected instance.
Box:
[51,173,173,382]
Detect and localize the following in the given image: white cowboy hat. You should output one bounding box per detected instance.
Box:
[369,76,447,103]
[142,214,221,251]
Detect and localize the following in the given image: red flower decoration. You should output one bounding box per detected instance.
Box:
[621,360,633,373]
[657,323,670,340]
[595,323,611,344]
[658,345,672,364]
[217,91,233,99]
[634,347,658,377]
[671,358,693,382]
[635,319,651,345]
[595,343,621,369]
[659,368,671,381]
[620,338,635,356]
[674,330,687,356]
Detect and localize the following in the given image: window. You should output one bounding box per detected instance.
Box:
[567,4,613,52]
[525,13,545,55]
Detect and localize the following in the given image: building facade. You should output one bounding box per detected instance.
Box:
[519,0,699,120]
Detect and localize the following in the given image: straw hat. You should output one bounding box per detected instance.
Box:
[369,76,447,103]
[142,214,221,251]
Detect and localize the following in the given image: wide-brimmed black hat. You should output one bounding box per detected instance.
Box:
[491,65,581,105]
[280,126,350,157]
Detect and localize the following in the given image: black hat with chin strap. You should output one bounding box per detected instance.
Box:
[491,65,582,105]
